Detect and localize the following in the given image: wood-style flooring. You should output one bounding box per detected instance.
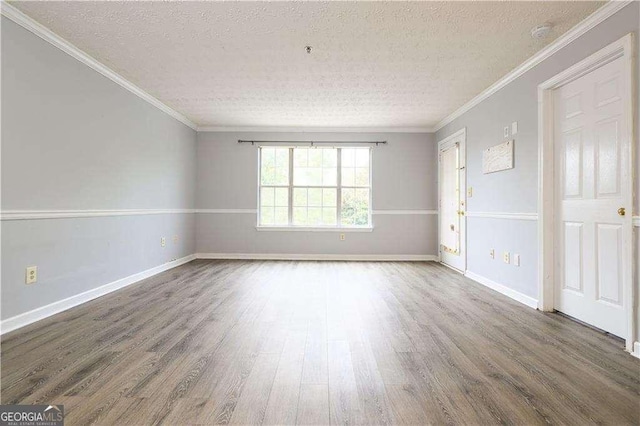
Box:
[1,260,639,425]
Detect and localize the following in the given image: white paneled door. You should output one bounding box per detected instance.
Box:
[439,129,466,272]
[553,56,630,338]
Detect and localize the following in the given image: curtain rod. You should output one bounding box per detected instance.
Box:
[237,140,387,146]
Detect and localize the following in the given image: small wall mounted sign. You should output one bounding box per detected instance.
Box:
[482,140,514,174]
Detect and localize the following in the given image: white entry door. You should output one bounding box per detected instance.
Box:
[553,56,631,338]
[439,130,466,272]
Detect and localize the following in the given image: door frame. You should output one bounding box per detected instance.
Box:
[437,128,467,272]
[537,33,636,352]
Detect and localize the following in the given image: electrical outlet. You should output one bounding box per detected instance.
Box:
[489,249,495,259]
[340,233,346,241]
[503,126,509,138]
[161,237,166,247]
[503,252,510,264]
[514,254,520,266]
[25,266,37,284]
[467,187,473,197]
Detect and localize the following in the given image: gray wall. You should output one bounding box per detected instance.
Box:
[1,17,197,320]
[436,3,639,303]
[196,132,437,256]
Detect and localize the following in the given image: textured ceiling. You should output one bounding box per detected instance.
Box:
[10,1,604,129]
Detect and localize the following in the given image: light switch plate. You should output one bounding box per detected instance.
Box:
[511,121,518,135]
[503,126,509,138]
[514,254,520,266]
[340,234,346,241]
[489,249,495,259]
[467,187,473,197]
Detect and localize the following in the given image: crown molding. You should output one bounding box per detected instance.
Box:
[433,0,634,132]
[197,126,435,134]
[1,1,198,131]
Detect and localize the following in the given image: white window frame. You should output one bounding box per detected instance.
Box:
[257,146,373,231]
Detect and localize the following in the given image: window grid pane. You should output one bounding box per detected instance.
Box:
[340,148,370,188]
[293,148,337,187]
[261,148,289,186]
[260,186,289,226]
[341,187,370,226]
[292,187,337,226]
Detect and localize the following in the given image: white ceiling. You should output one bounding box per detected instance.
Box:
[10,1,604,129]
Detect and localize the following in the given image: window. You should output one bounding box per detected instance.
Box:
[259,147,371,228]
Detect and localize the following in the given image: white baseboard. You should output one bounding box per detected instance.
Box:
[196,253,438,261]
[0,254,196,336]
[632,342,640,359]
[464,270,539,309]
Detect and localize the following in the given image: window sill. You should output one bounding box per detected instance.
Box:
[256,226,373,232]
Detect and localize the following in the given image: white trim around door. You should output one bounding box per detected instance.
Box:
[537,33,636,352]
[437,128,467,272]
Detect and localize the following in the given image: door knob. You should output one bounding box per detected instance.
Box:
[618,207,625,216]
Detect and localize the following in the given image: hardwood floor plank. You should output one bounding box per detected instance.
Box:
[296,384,330,425]
[385,384,434,425]
[228,353,280,425]
[301,319,329,385]
[394,351,464,425]
[349,340,396,425]
[262,331,307,425]
[327,340,362,425]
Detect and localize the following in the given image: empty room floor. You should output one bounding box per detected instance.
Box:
[1,260,638,425]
